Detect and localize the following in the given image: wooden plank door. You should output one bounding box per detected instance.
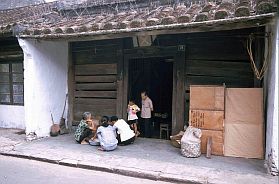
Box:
[71,40,122,125]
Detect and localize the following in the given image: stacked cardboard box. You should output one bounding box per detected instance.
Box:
[189,85,225,156]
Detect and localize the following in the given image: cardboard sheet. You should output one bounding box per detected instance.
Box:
[224,124,264,158]
[224,88,264,159]
[189,110,224,131]
[225,88,263,125]
[190,85,225,111]
[201,130,224,156]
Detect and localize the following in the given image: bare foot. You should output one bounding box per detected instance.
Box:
[136,131,140,137]
[81,140,89,145]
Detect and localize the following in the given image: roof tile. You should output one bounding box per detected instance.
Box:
[0,0,277,37]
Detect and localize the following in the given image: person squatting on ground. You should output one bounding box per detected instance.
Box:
[74,112,97,144]
[110,116,135,146]
[140,91,153,138]
[96,116,118,151]
[127,100,141,137]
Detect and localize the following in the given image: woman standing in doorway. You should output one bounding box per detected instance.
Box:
[140,91,153,138]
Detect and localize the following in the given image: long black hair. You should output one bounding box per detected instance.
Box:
[100,116,109,127]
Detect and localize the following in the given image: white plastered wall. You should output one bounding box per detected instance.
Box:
[18,39,68,137]
[0,105,25,129]
[264,17,278,173]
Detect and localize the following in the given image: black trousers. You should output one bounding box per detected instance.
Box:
[77,128,92,143]
[141,118,152,138]
[121,136,135,145]
[117,134,135,145]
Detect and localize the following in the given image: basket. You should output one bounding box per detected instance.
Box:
[170,139,181,148]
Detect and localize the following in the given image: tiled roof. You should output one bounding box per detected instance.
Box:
[0,0,44,10]
[0,0,277,38]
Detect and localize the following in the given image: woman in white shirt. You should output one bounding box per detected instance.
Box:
[96,116,118,151]
[110,116,135,145]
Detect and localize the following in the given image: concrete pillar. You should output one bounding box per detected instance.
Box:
[264,17,278,176]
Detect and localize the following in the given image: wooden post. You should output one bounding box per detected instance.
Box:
[172,45,186,135]
[122,56,129,120]
[206,136,212,159]
[116,48,124,118]
[254,34,263,87]
[67,43,74,131]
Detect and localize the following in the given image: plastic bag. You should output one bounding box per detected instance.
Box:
[181,126,202,158]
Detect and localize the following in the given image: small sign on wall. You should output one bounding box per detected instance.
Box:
[133,35,156,47]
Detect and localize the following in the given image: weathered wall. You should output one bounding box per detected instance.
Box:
[264,17,279,175]
[18,39,68,137]
[0,105,25,129]
[0,37,25,129]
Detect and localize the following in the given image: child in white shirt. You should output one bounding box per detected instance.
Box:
[127,100,140,137]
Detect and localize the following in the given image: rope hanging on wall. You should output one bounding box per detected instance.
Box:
[246,34,270,80]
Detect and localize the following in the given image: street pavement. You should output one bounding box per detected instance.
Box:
[0,128,278,184]
[0,156,171,184]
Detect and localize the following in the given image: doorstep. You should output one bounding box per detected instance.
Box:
[0,129,277,184]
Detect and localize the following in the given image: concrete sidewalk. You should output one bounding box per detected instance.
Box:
[0,128,277,184]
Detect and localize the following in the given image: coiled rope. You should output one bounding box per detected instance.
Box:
[246,34,270,80]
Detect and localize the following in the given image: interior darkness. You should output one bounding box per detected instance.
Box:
[128,57,173,139]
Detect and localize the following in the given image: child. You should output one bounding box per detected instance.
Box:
[96,116,118,151]
[89,117,101,146]
[74,112,95,144]
[110,116,135,146]
[127,100,141,137]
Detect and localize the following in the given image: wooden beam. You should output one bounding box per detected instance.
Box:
[0,54,23,59]
[75,82,116,90]
[75,75,117,83]
[0,50,22,56]
[75,63,117,75]
[74,98,116,106]
[74,91,117,98]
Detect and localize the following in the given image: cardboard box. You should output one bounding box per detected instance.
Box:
[224,88,264,159]
[201,129,224,156]
[189,110,224,131]
[190,85,225,111]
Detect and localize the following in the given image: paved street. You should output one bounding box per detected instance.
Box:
[0,129,278,184]
[0,156,170,184]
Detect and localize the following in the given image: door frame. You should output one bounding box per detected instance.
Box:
[117,45,186,135]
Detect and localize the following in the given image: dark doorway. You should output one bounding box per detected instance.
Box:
[128,57,173,139]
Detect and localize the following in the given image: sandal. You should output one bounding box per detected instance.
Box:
[98,147,104,151]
